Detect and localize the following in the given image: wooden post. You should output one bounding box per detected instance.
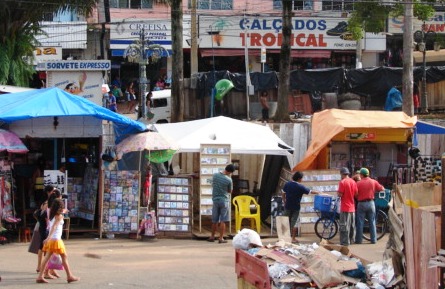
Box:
[441,153,445,288]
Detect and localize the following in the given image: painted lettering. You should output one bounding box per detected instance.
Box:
[238,18,326,31]
[240,33,327,47]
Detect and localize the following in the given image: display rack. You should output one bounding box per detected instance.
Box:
[156,176,193,233]
[199,144,231,232]
[350,144,379,177]
[300,169,341,234]
[101,170,140,236]
[276,169,340,235]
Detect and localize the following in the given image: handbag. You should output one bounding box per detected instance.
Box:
[101,147,115,162]
[47,254,64,270]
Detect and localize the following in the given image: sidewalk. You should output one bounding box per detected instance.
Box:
[0,234,388,289]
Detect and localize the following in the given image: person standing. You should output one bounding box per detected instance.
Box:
[207,164,235,244]
[259,91,269,122]
[281,171,319,244]
[108,90,117,112]
[337,167,357,246]
[355,167,384,244]
[36,198,79,283]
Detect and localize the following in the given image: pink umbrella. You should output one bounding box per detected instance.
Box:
[115,131,178,160]
[0,129,28,153]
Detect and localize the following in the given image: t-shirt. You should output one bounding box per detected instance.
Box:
[211,172,233,202]
[338,177,357,212]
[282,181,310,211]
[356,177,384,201]
[109,94,117,112]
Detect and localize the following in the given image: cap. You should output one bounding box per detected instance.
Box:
[340,167,350,175]
[359,168,369,176]
[225,164,235,173]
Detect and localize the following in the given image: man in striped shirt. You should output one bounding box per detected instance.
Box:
[207,164,235,243]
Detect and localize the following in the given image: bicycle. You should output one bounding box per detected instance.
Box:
[313,193,389,241]
[313,195,340,240]
[361,189,391,241]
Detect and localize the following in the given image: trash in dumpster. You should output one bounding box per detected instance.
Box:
[235,238,397,289]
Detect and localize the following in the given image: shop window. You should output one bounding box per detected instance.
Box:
[273,0,313,10]
[322,0,355,11]
[195,0,233,10]
[110,0,153,8]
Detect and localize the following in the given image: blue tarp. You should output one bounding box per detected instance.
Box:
[0,87,146,143]
[413,120,445,147]
[416,120,445,134]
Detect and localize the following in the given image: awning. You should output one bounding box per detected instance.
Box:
[0,87,146,143]
[200,49,331,58]
[413,49,445,64]
[112,49,172,57]
[416,120,445,134]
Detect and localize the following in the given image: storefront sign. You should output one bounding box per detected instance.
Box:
[388,13,445,34]
[33,47,62,65]
[346,133,376,140]
[45,70,106,105]
[110,19,172,50]
[36,60,111,71]
[199,16,385,50]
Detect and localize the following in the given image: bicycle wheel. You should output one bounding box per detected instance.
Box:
[314,217,338,240]
[362,209,388,241]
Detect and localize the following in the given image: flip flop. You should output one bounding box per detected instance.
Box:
[206,238,215,242]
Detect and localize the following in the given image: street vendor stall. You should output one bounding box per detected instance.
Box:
[293,109,417,182]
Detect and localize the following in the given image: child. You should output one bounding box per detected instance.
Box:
[36,199,79,283]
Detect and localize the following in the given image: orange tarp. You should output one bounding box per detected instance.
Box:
[293,109,417,171]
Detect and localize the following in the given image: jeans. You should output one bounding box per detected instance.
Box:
[339,212,355,246]
[355,200,376,244]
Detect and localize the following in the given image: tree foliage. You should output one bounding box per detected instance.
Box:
[348,0,435,40]
[0,0,98,86]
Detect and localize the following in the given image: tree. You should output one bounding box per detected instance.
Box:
[0,0,98,86]
[153,0,184,122]
[169,0,184,122]
[347,0,435,117]
[274,0,292,122]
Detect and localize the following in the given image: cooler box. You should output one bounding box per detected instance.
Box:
[314,195,333,212]
[374,189,391,209]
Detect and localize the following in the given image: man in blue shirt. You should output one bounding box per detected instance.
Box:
[207,164,235,243]
[281,171,319,243]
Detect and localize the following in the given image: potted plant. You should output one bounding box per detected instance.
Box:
[337,92,362,110]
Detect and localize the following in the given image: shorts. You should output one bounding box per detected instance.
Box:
[211,200,229,223]
[284,209,300,228]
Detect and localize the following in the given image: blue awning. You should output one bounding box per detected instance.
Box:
[416,120,445,134]
[0,87,146,143]
[112,49,172,57]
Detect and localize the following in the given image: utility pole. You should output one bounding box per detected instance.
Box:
[139,28,148,119]
[190,0,198,76]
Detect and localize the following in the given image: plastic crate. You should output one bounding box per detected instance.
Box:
[374,189,391,209]
[314,195,333,212]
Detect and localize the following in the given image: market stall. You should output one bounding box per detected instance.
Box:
[153,116,294,236]
[0,87,145,235]
[293,109,417,182]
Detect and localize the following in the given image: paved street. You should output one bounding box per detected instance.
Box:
[0,234,389,289]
